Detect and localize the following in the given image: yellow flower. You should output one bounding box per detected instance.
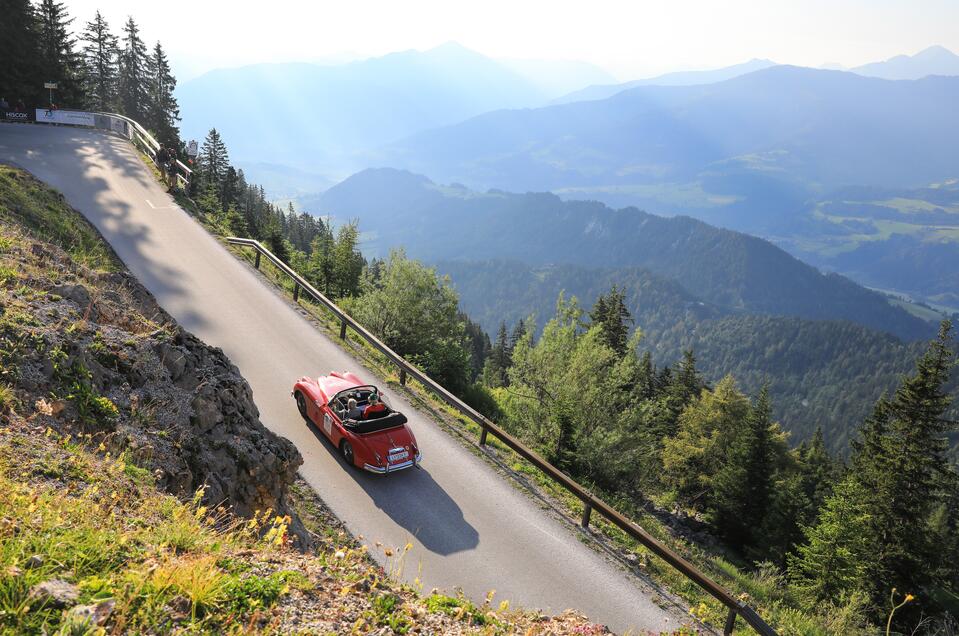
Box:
[905,594,915,603]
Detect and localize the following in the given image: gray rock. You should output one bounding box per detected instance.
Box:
[65,598,115,626]
[50,283,91,308]
[24,554,43,569]
[28,579,79,608]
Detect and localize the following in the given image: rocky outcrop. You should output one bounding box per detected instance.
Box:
[1,223,310,547]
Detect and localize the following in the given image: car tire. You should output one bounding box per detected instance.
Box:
[341,440,355,467]
[295,392,309,421]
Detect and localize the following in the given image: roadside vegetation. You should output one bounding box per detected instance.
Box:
[0,165,614,635]
[180,128,959,633]
[0,422,614,635]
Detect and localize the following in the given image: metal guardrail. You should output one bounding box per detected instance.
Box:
[227,237,778,636]
[95,112,192,189]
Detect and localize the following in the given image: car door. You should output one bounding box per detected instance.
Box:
[319,403,337,442]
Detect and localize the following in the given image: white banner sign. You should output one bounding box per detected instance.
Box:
[35,109,95,127]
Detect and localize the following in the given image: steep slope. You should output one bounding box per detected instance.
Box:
[0,164,307,540]
[377,66,959,193]
[319,168,931,340]
[552,58,776,103]
[852,45,959,80]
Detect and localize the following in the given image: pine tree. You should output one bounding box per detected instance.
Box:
[638,351,656,399]
[198,128,229,193]
[851,320,956,610]
[118,17,149,120]
[146,41,179,145]
[788,477,877,606]
[308,224,336,295]
[798,428,836,521]
[483,323,511,388]
[711,386,777,549]
[36,0,84,107]
[80,11,118,111]
[332,221,364,297]
[0,0,41,105]
[508,319,527,361]
[220,166,240,209]
[589,286,633,355]
[790,321,956,617]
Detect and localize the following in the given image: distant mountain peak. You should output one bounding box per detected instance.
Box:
[914,44,957,59]
[853,45,959,80]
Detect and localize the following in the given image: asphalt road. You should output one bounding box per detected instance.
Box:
[1,123,686,634]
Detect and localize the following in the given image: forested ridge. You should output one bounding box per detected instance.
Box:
[437,259,959,456]
[317,167,933,341]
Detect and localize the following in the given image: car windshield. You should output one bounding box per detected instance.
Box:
[330,385,392,418]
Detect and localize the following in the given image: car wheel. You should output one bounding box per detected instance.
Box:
[341,440,355,467]
[295,392,309,421]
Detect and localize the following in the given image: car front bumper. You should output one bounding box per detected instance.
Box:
[363,453,421,474]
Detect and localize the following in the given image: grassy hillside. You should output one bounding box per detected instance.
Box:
[0,164,610,635]
[0,422,609,635]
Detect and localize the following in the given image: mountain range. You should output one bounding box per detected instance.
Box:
[551,58,777,103]
[364,65,959,310]
[552,45,959,105]
[310,167,953,452]
[851,44,959,80]
[376,66,959,195]
[175,42,611,190]
[316,167,934,341]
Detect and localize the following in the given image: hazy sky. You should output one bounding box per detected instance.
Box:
[65,0,958,81]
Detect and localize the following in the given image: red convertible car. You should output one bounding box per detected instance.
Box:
[292,371,421,474]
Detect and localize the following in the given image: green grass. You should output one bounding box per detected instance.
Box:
[0,384,15,412]
[0,429,303,635]
[0,165,119,272]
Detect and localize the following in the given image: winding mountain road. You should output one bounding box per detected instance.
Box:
[1,123,685,634]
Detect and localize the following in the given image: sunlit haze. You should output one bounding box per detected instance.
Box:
[64,0,959,80]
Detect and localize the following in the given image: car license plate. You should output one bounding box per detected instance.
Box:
[389,450,409,462]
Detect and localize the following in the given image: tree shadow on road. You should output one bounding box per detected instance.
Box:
[0,124,207,330]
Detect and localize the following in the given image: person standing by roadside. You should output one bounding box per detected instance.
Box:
[166,146,179,191]
[156,144,172,190]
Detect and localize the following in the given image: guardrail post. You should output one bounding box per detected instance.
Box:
[399,368,407,386]
[339,319,348,340]
[293,283,300,303]
[253,252,261,269]
[479,426,488,447]
[724,608,737,635]
[581,504,593,529]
